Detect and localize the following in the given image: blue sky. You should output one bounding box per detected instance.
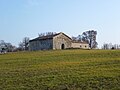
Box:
[0,0,120,48]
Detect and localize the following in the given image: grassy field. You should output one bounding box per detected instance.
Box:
[0,50,120,90]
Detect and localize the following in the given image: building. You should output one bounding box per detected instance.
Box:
[29,32,72,51]
[71,41,89,49]
[29,32,89,51]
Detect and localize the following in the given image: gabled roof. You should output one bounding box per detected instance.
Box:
[29,32,72,42]
[59,32,72,40]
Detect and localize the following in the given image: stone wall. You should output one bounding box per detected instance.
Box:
[53,33,72,50]
[29,39,53,51]
[71,42,89,49]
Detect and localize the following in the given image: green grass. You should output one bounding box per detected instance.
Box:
[0,50,120,90]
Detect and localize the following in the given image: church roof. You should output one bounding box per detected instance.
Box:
[29,32,72,42]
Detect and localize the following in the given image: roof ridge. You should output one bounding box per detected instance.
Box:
[29,32,72,42]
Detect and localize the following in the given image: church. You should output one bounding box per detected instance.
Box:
[29,32,89,51]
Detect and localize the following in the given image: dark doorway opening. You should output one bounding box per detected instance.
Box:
[61,44,65,49]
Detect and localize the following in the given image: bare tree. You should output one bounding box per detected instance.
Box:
[71,35,83,41]
[5,43,15,52]
[102,43,109,49]
[77,35,83,42]
[18,42,24,51]
[18,37,29,51]
[82,30,98,49]
[38,32,56,37]
[38,33,45,37]
[102,43,120,50]
[0,40,16,52]
[46,32,56,36]
[71,36,77,41]
[0,40,6,53]
[23,37,29,50]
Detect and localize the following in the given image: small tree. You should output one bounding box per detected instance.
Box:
[23,37,29,50]
[82,30,98,49]
[71,36,77,41]
[102,43,109,49]
[46,32,56,36]
[38,32,56,37]
[102,43,120,50]
[77,35,83,42]
[18,37,29,51]
[0,40,15,52]
[38,33,45,37]
[18,42,24,51]
[5,43,15,52]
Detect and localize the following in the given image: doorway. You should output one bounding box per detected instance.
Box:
[61,44,65,49]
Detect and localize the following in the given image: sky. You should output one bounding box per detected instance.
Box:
[0,0,120,48]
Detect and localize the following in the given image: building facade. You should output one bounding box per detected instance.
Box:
[29,32,89,51]
[71,41,89,49]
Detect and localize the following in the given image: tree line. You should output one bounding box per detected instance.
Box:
[102,43,120,50]
[0,30,98,53]
[0,37,29,53]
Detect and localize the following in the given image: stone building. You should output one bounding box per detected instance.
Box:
[71,41,89,49]
[29,32,89,51]
[29,32,72,51]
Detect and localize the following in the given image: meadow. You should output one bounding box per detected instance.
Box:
[0,50,120,90]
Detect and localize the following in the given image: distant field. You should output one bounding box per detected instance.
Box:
[0,50,120,90]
